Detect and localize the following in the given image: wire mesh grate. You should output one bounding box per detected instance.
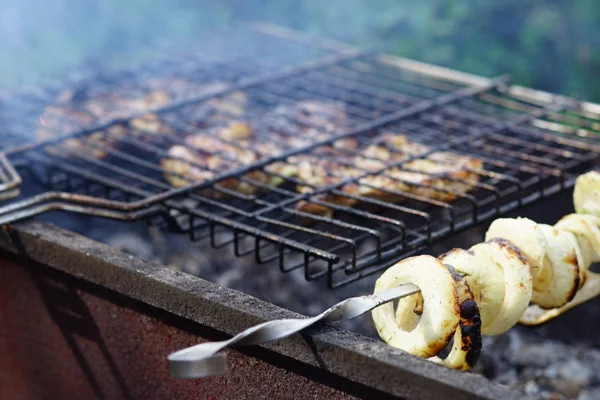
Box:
[2,27,600,288]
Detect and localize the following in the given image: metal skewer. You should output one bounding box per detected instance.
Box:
[168,283,419,379]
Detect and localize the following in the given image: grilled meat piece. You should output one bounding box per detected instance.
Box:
[37,125,130,160]
[280,133,483,217]
[271,100,347,131]
[263,100,348,147]
[38,84,173,142]
[159,89,481,216]
[130,83,248,134]
[159,99,482,215]
[161,122,284,199]
[161,100,351,198]
[37,79,248,158]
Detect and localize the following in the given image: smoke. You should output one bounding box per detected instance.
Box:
[0,0,425,90]
[0,0,229,88]
[0,1,599,97]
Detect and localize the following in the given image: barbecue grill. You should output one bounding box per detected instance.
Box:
[2,23,600,399]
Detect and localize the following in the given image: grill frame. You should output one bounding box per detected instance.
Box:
[2,24,600,288]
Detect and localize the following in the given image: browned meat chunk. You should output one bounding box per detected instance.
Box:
[263,100,348,146]
[160,97,482,214]
[161,122,283,199]
[284,134,483,217]
[160,100,351,198]
[36,79,247,158]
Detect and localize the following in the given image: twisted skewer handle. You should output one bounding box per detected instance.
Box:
[168,283,419,379]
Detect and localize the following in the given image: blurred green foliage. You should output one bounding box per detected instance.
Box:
[1,0,599,101]
[243,0,600,101]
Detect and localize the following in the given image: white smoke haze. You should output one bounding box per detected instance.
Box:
[0,0,404,90]
[0,1,598,97]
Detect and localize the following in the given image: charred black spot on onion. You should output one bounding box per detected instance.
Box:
[460,299,479,320]
[458,300,482,368]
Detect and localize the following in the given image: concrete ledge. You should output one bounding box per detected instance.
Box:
[0,221,527,400]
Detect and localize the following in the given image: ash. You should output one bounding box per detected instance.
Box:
[479,328,600,399]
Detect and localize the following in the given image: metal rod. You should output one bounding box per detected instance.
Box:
[168,283,420,379]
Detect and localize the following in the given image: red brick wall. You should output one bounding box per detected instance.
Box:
[0,252,355,400]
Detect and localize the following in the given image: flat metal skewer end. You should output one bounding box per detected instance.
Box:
[167,283,419,379]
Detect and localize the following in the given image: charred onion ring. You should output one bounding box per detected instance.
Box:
[440,239,532,336]
[372,256,482,370]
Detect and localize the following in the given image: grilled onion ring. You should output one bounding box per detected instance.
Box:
[439,245,504,334]
[476,239,533,335]
[534,225,580,308]
[372,256,460,358]
[430,269,482,370]
[487,217,583,309]
[555,214,600,264]
[485,217,546,277]
[519,171,600,325]
[486,218,580,309]
[574,170,600,217]
[440,239,532,336]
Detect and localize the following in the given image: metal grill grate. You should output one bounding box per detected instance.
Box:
[2,26,600,288]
